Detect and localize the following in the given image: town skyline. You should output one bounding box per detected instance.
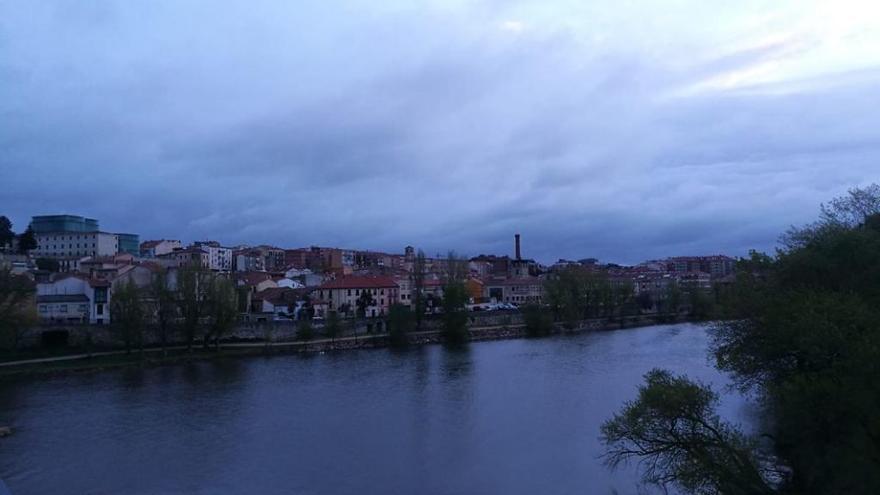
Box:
[6,211,748,267]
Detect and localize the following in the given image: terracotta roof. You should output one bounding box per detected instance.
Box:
[319,276,398,290]
[235,271,274,286]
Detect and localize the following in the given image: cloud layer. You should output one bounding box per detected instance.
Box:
[2,0,879,263]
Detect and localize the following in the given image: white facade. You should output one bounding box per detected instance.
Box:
[140,240,182,258]
[36,275,111,324]
[196,244,233,271]
[34,232,119,259]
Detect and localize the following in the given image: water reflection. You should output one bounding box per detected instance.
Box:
[0,324,744,495]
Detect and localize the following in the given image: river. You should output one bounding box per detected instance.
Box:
[0,323,750,495]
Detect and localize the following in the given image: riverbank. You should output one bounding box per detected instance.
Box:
[0,314,695,378]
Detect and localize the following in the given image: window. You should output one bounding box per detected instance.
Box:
[39,305,48,313]
[96,304,104,315]
[79,304,88,312]
[60,304,68,313]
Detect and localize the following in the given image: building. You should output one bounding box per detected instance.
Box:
[115,233,141,256]
[233,249,265,272]
[33,231,119,271]
[31,215,99,233]
[36,273,111,324]
[316,276,399,317]
[29,215,139,271]
[484,277,544,305]
[157,247,210,269]
[140,239,182,258]
[193,241,233,271]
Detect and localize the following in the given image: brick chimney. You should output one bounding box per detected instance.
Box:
[515,234,521,260]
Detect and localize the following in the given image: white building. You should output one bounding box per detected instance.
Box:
[34,232,119,260]
[193,242,233,271]
[140,239,182,258]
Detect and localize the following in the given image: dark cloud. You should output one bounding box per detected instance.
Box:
[1,1,879,264]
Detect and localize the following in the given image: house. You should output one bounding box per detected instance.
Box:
[36,274,111,324]
[235,271,278,293]
[484,277,544,305]
[251,287,301,319]
[140,239,182,258]
[192,241,233,271]
[233,249,265,272]
[315,276,399,317]
[157,247,210,269]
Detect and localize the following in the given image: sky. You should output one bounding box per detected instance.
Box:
[1,0,879,264]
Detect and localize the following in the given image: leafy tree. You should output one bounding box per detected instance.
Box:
[687,289,715,320]
[35,258,60,273]
[204,274,238,349]
[150,268,177,356]
[0,267,37,351]
[604,184,880,495]
[386,303,413,347]
[412,249,427,329]
[441,251,469,345]
[355,290,375,318]
[177,261,209,351]
[522,304,553,337]
[325,310,342,343]
[635,290,653,312]
[110,278,146,355]
[296,318,314,341]
[17,225,36,254]
[601,369,774,495]
[0,216,13,250]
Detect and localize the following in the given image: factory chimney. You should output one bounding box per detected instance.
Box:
[515,234,521,260]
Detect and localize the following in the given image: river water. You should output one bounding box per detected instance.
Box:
[0,323,750,495]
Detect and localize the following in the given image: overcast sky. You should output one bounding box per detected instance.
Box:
[2,1,879,264]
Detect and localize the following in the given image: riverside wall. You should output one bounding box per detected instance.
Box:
[12,312,681,352]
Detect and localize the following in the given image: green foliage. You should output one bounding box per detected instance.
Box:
[601,370,774,495]
[176,262,210,350]
[386,303,413,347]
[296,318,314,341]
[412,249,427,329]
[325,311,343,341]
[607,184,880,494]
[0,267,37,351]
[0,216,13,249]
[204,275,238,348]
[441,281,469,345]
[110,278,146,354]
[35,258,60,273]
[150,269,177,353]
[544,266,618,327]
[522,304,554,337]
[17,225,37,254]
[355,290,375,318]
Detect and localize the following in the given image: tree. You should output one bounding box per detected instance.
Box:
[441,251,469,345]
[325,311,342,343]
[601,369,775,495]
[150,268,177,357]
[204,274,238,349]
[386,303,413,347]
[110,278,146,355]
[604,184,880,494]
[296,318,314,341]
[0,267,37,352]
[355,290,375,319]
[0,216,13,250]
[17,225,36,254]
[522,303,553,337]
[177,262,209,351]
[412,249,427,329]
[35,258,60,273]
